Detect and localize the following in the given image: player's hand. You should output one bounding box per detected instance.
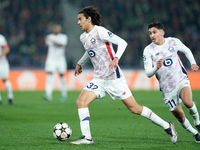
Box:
[157,59,163,69]
[109,57,119,69]
[191,64,199,72]
[74,64,83,76]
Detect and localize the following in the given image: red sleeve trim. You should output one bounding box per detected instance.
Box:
[2,43,8,48]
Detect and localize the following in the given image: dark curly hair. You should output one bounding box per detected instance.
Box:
[78,6,102,26]
[148,21,164,30]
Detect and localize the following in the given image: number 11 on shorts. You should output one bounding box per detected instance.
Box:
[167,99,177,110]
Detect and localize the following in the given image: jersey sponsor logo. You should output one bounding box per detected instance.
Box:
[90,38,96,44]
[163,58,173,67]
[88,50,96,58]
[156,52,159,56]
[168,46,174,52]
[107,32,113,37]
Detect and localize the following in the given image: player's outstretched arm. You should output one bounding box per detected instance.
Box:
[191,64,199,72]
[74,64,83,76]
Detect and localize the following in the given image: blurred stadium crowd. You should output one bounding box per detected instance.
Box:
[0,0,200,69]
[0,0,63,68]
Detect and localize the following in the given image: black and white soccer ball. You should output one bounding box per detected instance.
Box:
[53,122,72,141]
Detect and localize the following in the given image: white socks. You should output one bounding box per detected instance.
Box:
[0,80,13,101]
[45,74,67,99]
[60,76,67,98]
[45,74,54,98]
[179,102,199,135]
[188,102,200,126]
[179,118,198,135]
[78,108,92,139]
[141,106,169,129]
[78,106,170,139]
[4,80,13,99]
[77,105,200,139]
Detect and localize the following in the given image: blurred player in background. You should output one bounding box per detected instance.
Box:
[143,21,200,143]
[43,24,68,101]
[70,6,177,145]
[0,34,14,104]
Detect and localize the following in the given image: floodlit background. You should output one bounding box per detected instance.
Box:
[0,0,200,90]
[1,0,200,69]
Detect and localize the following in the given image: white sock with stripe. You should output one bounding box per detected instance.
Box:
[188,102,200,126]
[179,118,198,135]
[141,106,169,129]
[78,107,92,139]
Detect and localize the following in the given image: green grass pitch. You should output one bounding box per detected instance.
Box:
[0,90,200,150]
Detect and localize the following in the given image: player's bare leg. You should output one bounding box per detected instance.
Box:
[122,96,178,143]
[70,90,96,145]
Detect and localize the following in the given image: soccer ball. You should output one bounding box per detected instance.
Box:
[53,122,72,141]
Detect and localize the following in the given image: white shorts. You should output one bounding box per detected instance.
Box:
[162,79,190,111]
[0,62,9,79]
[83,78,132,100]
[45,59,67,74]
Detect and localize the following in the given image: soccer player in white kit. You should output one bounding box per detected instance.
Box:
[0,34,14,104]
[43,24,68,101]
[143,21,200,143]
[70,6,178,145]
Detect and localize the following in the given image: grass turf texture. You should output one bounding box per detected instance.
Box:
[0,90,200,150]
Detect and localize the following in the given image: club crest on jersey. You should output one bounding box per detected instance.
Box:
[90,38,96,44]
[168,46,174,52]
[107,32,113,37]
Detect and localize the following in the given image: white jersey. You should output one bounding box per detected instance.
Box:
[0,34,9,65]
[143,37,196,93]
[45,33,68,63]
[79,25,127,80]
